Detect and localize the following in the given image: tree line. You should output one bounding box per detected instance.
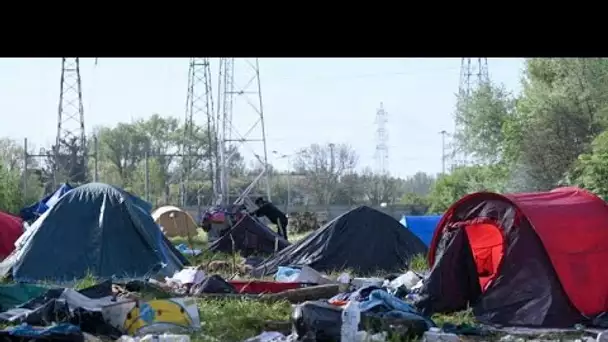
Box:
[0,115,437,214]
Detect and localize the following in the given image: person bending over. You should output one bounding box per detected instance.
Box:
[251,197,289,241]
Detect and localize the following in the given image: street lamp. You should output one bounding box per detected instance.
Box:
[272,150,292,212]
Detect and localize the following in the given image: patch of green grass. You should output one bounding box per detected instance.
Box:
[432,308,476,326]
[193,299,292,342]
[166,230,476,340]
[408,254,428,273]
[170,228,208,249]
[73,271,98,290]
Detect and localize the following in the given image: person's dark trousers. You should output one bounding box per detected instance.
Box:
[277,218,289,241]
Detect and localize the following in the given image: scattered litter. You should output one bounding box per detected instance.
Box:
[175,244,202,257]
[341,294,361,341]
[166,268,206,287]
[386,270,422,291]
[337,273,351,284]
[103,297,200,336]
[355,331,388,341]
[117,333,191,342]
[243,331,287,341]
[352,277,384,289]
[423,327,460,342]
[275,266,334,284]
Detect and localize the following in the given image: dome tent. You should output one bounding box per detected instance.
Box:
[0,183,187,282]
[152,206,198,238]
[252,206,427,276]
[417,187,608,327]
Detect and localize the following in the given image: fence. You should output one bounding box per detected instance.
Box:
[21,137,188,207]
[20,137,255,209]
[20,138,421,221]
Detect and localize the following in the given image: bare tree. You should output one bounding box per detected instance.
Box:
[293,143,358,205]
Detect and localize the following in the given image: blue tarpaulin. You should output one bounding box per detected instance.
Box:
[19,183,73,222]
[400,215,442,247]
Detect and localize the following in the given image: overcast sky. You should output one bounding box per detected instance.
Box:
[0,58,525,178]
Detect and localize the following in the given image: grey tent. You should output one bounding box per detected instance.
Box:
[252,206,428,277]
[0,183,187,282]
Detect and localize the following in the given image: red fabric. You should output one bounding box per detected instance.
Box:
[228,280,304,294]
[0,211,23,259]
[465,223,504,290]
[429,187,608,317]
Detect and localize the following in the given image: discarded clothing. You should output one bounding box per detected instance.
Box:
[0,281,123,339]
[191,275,236,295]
[359,289,435,328]
[1,323,83,342]
[0,283,49,312]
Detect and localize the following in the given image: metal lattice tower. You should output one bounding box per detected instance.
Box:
[452,58,490,168]
[374,102,389,176]
[459,58,489,96]
[216,58,234,204]
[54,57,86,187]
[182,58,216,207]
[217,58,271,205]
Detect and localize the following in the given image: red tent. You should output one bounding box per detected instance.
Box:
[417,187,608,327]
[0,211,23,259]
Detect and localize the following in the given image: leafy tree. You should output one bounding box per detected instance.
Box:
[0,161,22,214]
[402,172,435,196]
[400,192,429,215]
[427,165,506,213]
[454,81,518,164]
[509,58,608,190]
[564,130,608,199]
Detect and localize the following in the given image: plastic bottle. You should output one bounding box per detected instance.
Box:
[341,298,361,342]
[422,327,460,342]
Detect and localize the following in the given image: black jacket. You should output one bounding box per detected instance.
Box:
[253,202,287,225]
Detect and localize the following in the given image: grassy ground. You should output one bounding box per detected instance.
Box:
[163,228,479,341]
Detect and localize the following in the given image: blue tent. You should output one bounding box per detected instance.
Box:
[400,215,442,247]
[20,184,74,222]
[20,184,152,222]
[1,183,187,282]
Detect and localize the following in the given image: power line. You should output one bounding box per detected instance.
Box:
[267,66,461,82]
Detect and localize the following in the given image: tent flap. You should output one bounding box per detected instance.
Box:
[20,184,73,222]
[416,228,481,316]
